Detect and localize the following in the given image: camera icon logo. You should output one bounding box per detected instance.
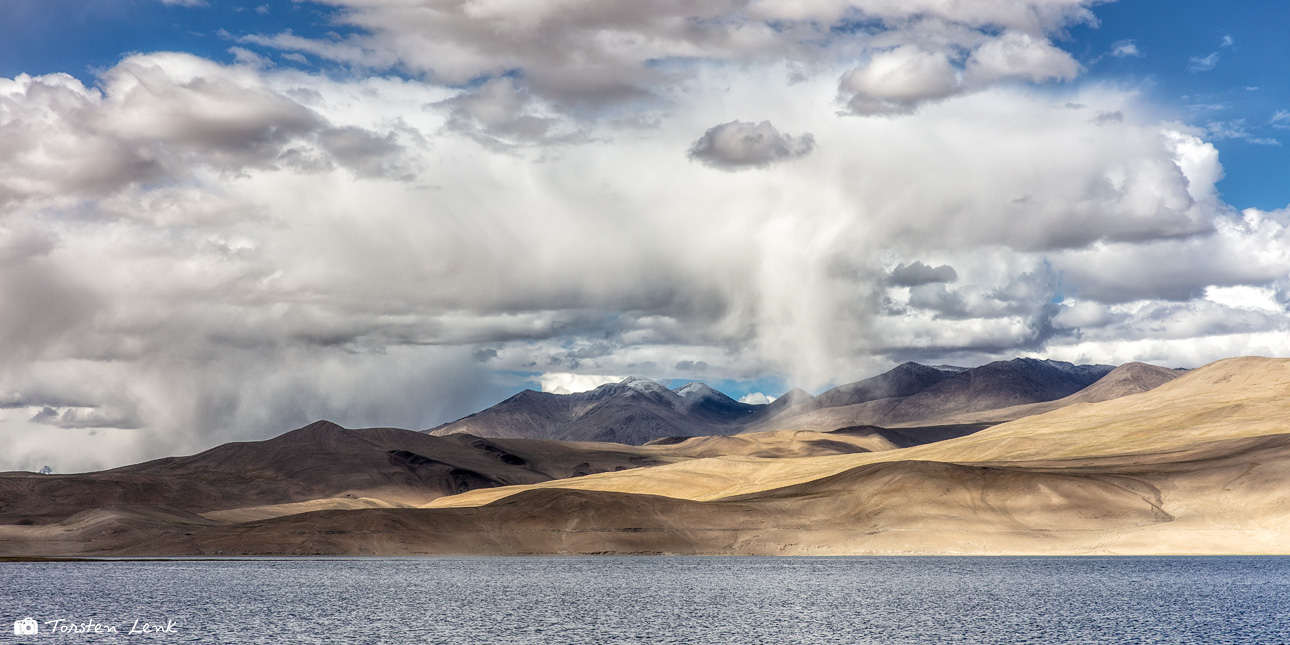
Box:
[13,617,39,635]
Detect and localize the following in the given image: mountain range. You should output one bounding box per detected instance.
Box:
[7,355,1290,557]
[426,376,761,444]
[429,358,1125,443]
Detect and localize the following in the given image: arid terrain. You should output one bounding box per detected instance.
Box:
[2,356,1288,556]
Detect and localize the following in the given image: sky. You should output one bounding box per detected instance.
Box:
[2,0,1289,472]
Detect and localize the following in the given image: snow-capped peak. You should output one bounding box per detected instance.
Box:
[617,376,675,398]
[673,382,720,400]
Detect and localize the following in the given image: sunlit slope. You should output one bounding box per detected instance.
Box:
[164,427,951,522]
[428,357,1290,507]
[906,356,1290,462]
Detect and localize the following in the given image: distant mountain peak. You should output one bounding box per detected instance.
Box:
[779,387,814,400]
[929,364,968,373]
[673,382,720,399]
[616,376,675,398]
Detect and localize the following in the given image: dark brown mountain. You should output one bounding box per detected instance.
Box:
[673,382,761,423]
[752,358,1117,432]
[0,420,663,525]
[746,387,815,421]
[877,357,1114,424]
[813,362,960,409]
[428,377,758,444]
[930,361,1186,424]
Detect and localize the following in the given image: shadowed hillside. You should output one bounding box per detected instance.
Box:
[0,421,665,525]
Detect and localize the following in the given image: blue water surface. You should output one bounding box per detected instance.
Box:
[1,557,1287,644]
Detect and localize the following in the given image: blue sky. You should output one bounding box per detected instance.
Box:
[1068,0,1290,210]
[0,1,341,80]
[4,0,1290,470]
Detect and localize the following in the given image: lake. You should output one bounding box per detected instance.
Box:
[2,557,1287,643]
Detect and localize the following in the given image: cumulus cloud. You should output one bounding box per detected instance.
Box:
[687,120,814,170]
[1049,208,1290,304]
[738,392,775,405]
[840,46,961,115]
[0,53,413,208]
[837,31,1082,116]
[964,31,1081,85]
[246,0,1098,116]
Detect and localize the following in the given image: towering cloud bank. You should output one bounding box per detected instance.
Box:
[1,0,1287,471]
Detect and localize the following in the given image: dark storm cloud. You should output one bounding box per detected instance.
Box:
[889,261,958,286]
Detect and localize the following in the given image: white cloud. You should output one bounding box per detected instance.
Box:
[964,31,1081,85]
[538,373,625,395]
[839,32,1082,116]
[840,46,962,115]
[1205,285,1282,313]
[738,392,775,405]
[250,0,1097,116]
[0,53,414,208]
[1109,40,1142,58]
